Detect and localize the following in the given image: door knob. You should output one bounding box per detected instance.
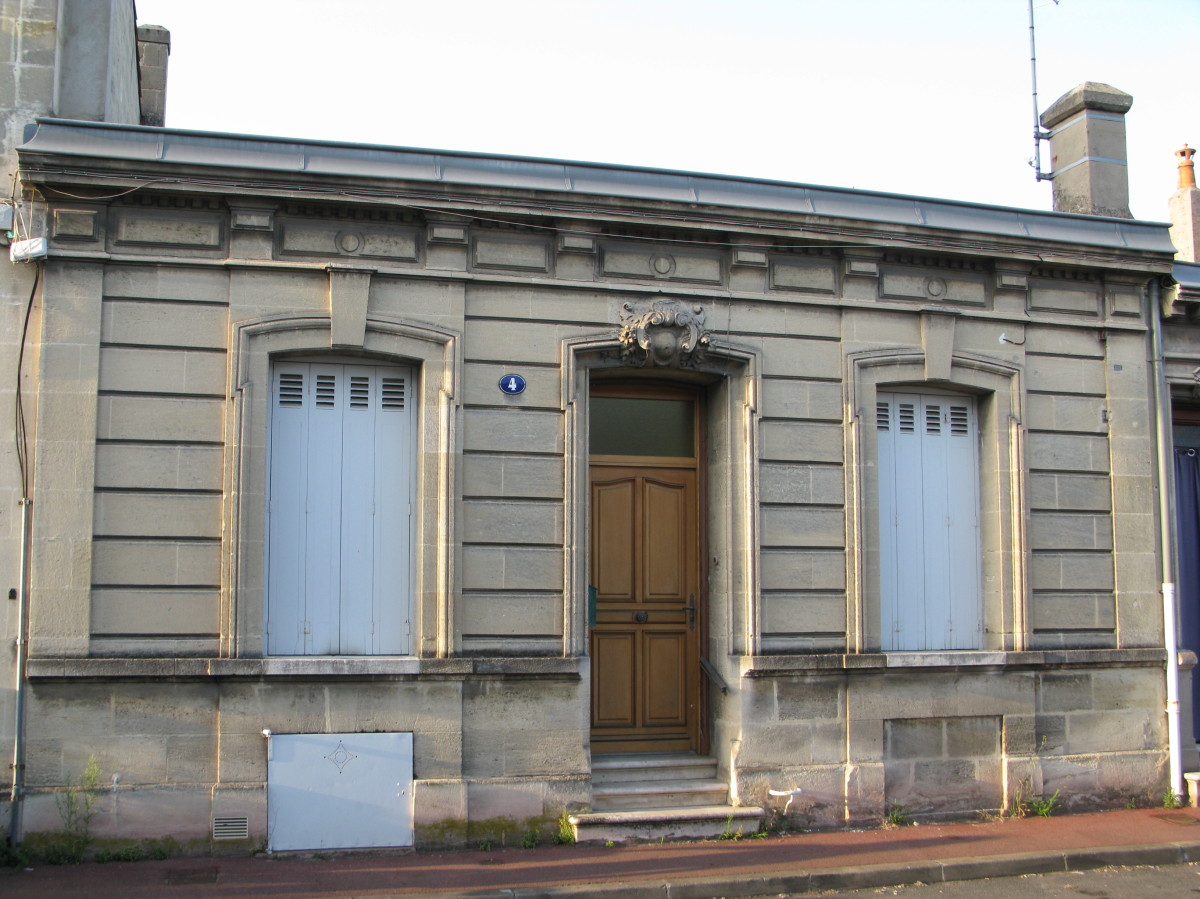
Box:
[634,611,648,623]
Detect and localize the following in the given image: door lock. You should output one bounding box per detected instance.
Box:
[686,593,696,630]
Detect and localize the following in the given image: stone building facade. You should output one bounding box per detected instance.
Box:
[1,1,1192,852]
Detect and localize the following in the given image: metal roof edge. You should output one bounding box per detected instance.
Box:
[1175,261,1200,291]
[19,118,1178,256]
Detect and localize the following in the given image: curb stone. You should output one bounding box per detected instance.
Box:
[407,840,1200,899]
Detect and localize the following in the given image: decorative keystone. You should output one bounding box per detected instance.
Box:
[618,297,710,368]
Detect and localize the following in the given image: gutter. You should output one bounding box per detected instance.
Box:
[1150,276,1185,801]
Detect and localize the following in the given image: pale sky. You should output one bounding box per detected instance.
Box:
[133,0,1199,223]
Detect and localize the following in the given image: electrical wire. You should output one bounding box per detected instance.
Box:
[14,261,41,500]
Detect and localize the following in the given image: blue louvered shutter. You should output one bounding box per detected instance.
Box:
[267,362,413,655]
[877,392,981,651]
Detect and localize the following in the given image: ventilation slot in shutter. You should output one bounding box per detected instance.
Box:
[349,376,370,409]
[950,405,970,436]
[382,378,406,410]
[926,404,941,435]
[277,373,303,407]
[898,403,916,433]
[876,401,890,431]
[315,374,336,408]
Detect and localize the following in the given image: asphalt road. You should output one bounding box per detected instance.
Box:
[797,862,1200,898]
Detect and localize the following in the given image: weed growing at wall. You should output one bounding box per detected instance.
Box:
[552,811,575,846]
[1024,789,1060,817]
[881,804,911,828]
[46,755,102,864]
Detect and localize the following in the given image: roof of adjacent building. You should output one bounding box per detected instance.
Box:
[1175,261,1200,293]
[18,118,1178,257]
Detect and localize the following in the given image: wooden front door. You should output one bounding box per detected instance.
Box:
[589,386,702,754]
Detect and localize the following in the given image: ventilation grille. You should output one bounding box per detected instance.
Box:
[212,816,250,841]
[876,401,890,431]
[382,377,406,410]
[315,374,336,408]
[350,376,370,408]
[277,373,303,407]
[950,405,970,436]
[926,404,941,435]
[898,402,916,433]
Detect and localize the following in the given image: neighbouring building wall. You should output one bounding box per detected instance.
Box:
[0,0,153,837]
[0,0,62,833]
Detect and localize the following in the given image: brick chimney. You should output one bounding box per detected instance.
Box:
[1040,82,1133,218]
[136,25,170,126]
[1170,144,1200,261]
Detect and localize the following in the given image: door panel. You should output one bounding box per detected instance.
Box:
[644,479,686,599]
[644,630,687,723]
[590,463,700,754]
[593,479,636,599]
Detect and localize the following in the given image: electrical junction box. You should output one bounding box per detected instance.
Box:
[10,237,47,262]
[266,731,414,851]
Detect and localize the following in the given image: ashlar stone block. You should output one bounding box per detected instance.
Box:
[462,452,564,499]
[759,420,843,463]
[760,505,845,548]
[759,378,844,422]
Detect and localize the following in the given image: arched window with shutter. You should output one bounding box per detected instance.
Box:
[876,391,982,651]
[266,361,414,655]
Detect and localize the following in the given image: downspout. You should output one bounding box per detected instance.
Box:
[1150,276,1185,800]
[8,256,41,844]
[7,497,30,843]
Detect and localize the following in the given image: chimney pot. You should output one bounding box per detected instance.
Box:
[1170,143,1200,262]
[1179,144,1197,190]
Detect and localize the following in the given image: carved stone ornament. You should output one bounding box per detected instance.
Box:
[1192,366,1200,384]
[618,298,711,368]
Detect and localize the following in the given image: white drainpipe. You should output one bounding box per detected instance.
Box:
[1150,277,1185,800]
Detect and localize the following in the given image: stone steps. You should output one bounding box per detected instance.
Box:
[591,752,718,785]
[569,805,763,844]
[593,777,730,810]
[573,752,763,842]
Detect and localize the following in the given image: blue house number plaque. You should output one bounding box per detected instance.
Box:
[499,374,526,395]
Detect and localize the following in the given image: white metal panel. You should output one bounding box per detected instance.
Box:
[267,732,413,850]
[305,364,345,655]
[876,400,901,650]
[267,365,309,655]
[920,399,953,649]
[944,400,982,649]
[339,370,377,654]
[893,397,928,649]
[373,371,413,654]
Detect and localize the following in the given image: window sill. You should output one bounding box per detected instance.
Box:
[741,647,1167,677]
[26,656,583,680]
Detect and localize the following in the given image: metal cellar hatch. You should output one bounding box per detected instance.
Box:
[266,732,414,851]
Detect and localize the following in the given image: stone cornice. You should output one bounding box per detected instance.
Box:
[16,119,1177,269]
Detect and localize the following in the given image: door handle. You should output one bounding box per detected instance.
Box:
[634,611,648,624]
[686,593,696,630]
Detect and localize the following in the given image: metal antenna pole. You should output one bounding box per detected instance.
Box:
[1029,0,1057,182]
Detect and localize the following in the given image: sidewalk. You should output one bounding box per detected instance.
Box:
[2,807,1199,899]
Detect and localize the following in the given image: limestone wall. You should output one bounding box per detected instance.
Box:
[14,165,1178,841]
